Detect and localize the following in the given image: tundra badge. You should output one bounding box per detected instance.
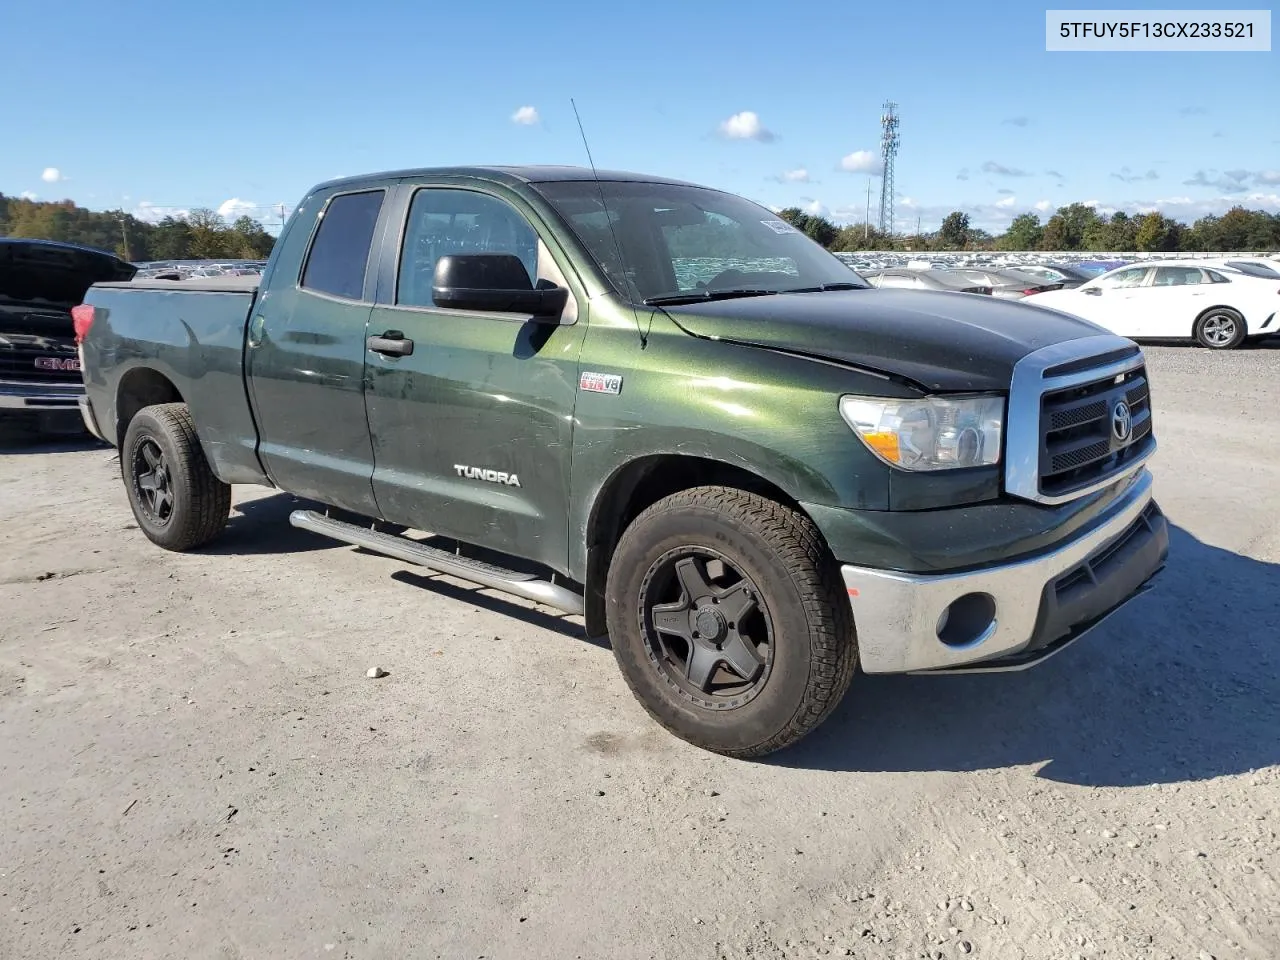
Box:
[454,465,521,487]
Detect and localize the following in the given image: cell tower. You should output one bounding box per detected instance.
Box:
[877,100,900,236]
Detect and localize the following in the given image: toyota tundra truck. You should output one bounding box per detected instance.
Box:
[76,166,1168,757]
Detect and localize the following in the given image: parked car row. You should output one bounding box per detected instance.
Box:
[847,255,1280,350]
[862,265,1072,300]
[1031,259,1280,349]
[131,259,267,280]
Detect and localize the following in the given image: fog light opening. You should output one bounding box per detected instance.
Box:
[936,592,997,648]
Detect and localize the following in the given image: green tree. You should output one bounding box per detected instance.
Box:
[149,216,194,260]
[1134,212,1178,251]
[1105,211,1138,250]
[186,208,230,259]
[998,213,1042,251]
[230,215,276,259]
[937,211,970,249]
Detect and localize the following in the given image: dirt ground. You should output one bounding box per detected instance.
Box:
[2,344,1277,960]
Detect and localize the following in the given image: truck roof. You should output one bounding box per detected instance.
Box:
[310,165,707,193]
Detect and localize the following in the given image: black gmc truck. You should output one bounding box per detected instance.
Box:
[0,238,136,435]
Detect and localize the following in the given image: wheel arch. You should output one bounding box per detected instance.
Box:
[115,366,185,447]
[579,453,828,639]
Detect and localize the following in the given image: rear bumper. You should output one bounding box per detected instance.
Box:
[842,468,1166,674]
[78,395,108,442]
[0,379,85,411]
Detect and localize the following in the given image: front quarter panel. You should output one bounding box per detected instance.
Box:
[567,299,910,577]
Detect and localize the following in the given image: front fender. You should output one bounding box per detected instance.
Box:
[566,310,902,578]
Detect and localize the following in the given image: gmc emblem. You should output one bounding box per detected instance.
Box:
[34,357,80,371]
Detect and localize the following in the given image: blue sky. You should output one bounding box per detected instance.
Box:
[4,0,1277,232]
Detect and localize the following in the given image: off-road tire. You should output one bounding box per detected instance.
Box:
[605,486,857,758]
[122,402,231,551]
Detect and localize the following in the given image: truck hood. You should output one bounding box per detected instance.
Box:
[0,238,136,337]
[665,288,1105,392]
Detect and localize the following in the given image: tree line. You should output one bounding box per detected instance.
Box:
[778,203,1280,253]
[3,190,1276,262]
[0,193,276,262]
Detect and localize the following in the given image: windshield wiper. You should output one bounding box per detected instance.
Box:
[779,282,868,294]
[643,288,780,307]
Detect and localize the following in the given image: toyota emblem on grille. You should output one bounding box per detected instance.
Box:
[1111,399,1133,442]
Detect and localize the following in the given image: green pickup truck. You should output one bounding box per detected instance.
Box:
[77,166,1167,757]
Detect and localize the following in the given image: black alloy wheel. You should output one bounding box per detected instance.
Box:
[132,436,175,525]
[641,547,773,708]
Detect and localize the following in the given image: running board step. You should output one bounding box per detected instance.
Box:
[289,509,584,616]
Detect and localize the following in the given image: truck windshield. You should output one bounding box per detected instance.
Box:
[532,180,869,304]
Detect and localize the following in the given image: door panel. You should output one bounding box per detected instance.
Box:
[363,184,585,572]
[246,188,387,514]
[1140,266,1209,337]
[1077,266,1150,336]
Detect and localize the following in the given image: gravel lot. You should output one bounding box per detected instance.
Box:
[2,344,1277,960]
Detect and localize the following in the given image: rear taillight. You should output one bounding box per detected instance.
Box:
[1023,288,1040,296]
[72,304,95,344]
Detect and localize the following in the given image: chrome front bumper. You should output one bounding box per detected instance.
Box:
[843,469,1165,674]
[0,380,84,411]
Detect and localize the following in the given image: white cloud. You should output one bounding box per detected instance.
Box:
[776,168,810,183]
[803,199,827,216]
[511,105,539,126]
[41,167,64,183]
[1034,200,1053,212]
[217,198,259,220]
[718,111,775,142]
[995,195,1017,208]
[1255,170,1280,185]
[1082,199,1100,207]
[1136,192,1280,218]
[19,190,38,201]
[899,196,919,209]
[840,150,882,175]
[133,201,191,224]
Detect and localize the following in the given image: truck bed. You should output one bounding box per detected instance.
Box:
[80,279,268,485]
[95,276,261,294]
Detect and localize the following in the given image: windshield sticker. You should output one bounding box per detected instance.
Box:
[760,219,799,235]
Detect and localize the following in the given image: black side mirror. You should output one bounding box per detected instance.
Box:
[432,254,567,320]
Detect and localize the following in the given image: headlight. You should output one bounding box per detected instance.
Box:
[839,395,1004,471]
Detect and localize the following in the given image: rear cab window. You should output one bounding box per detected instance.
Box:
[300,190,386,300]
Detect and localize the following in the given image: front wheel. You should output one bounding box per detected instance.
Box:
[605,486,857,758]
[1194,308,1246,349]
[122,402,231,551]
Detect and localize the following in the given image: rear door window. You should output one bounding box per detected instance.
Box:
[300,190,386,300]
[1152,266,1204,286]
[1095,266,1149,289]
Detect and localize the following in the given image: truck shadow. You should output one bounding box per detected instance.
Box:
[389,570,598,647]
[772,524,1280,787]
[202,492,343,555]
[203,492,598,645]
[0,428,105,455]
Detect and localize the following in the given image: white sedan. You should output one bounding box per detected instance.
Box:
[1029,260,1280,349]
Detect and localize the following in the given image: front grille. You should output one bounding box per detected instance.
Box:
[1038,364,1153,498]
[0,343,81,383]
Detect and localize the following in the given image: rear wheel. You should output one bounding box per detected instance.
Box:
[1194,308,1246,349]
[605,486,857,758]
[122,403,231,550]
